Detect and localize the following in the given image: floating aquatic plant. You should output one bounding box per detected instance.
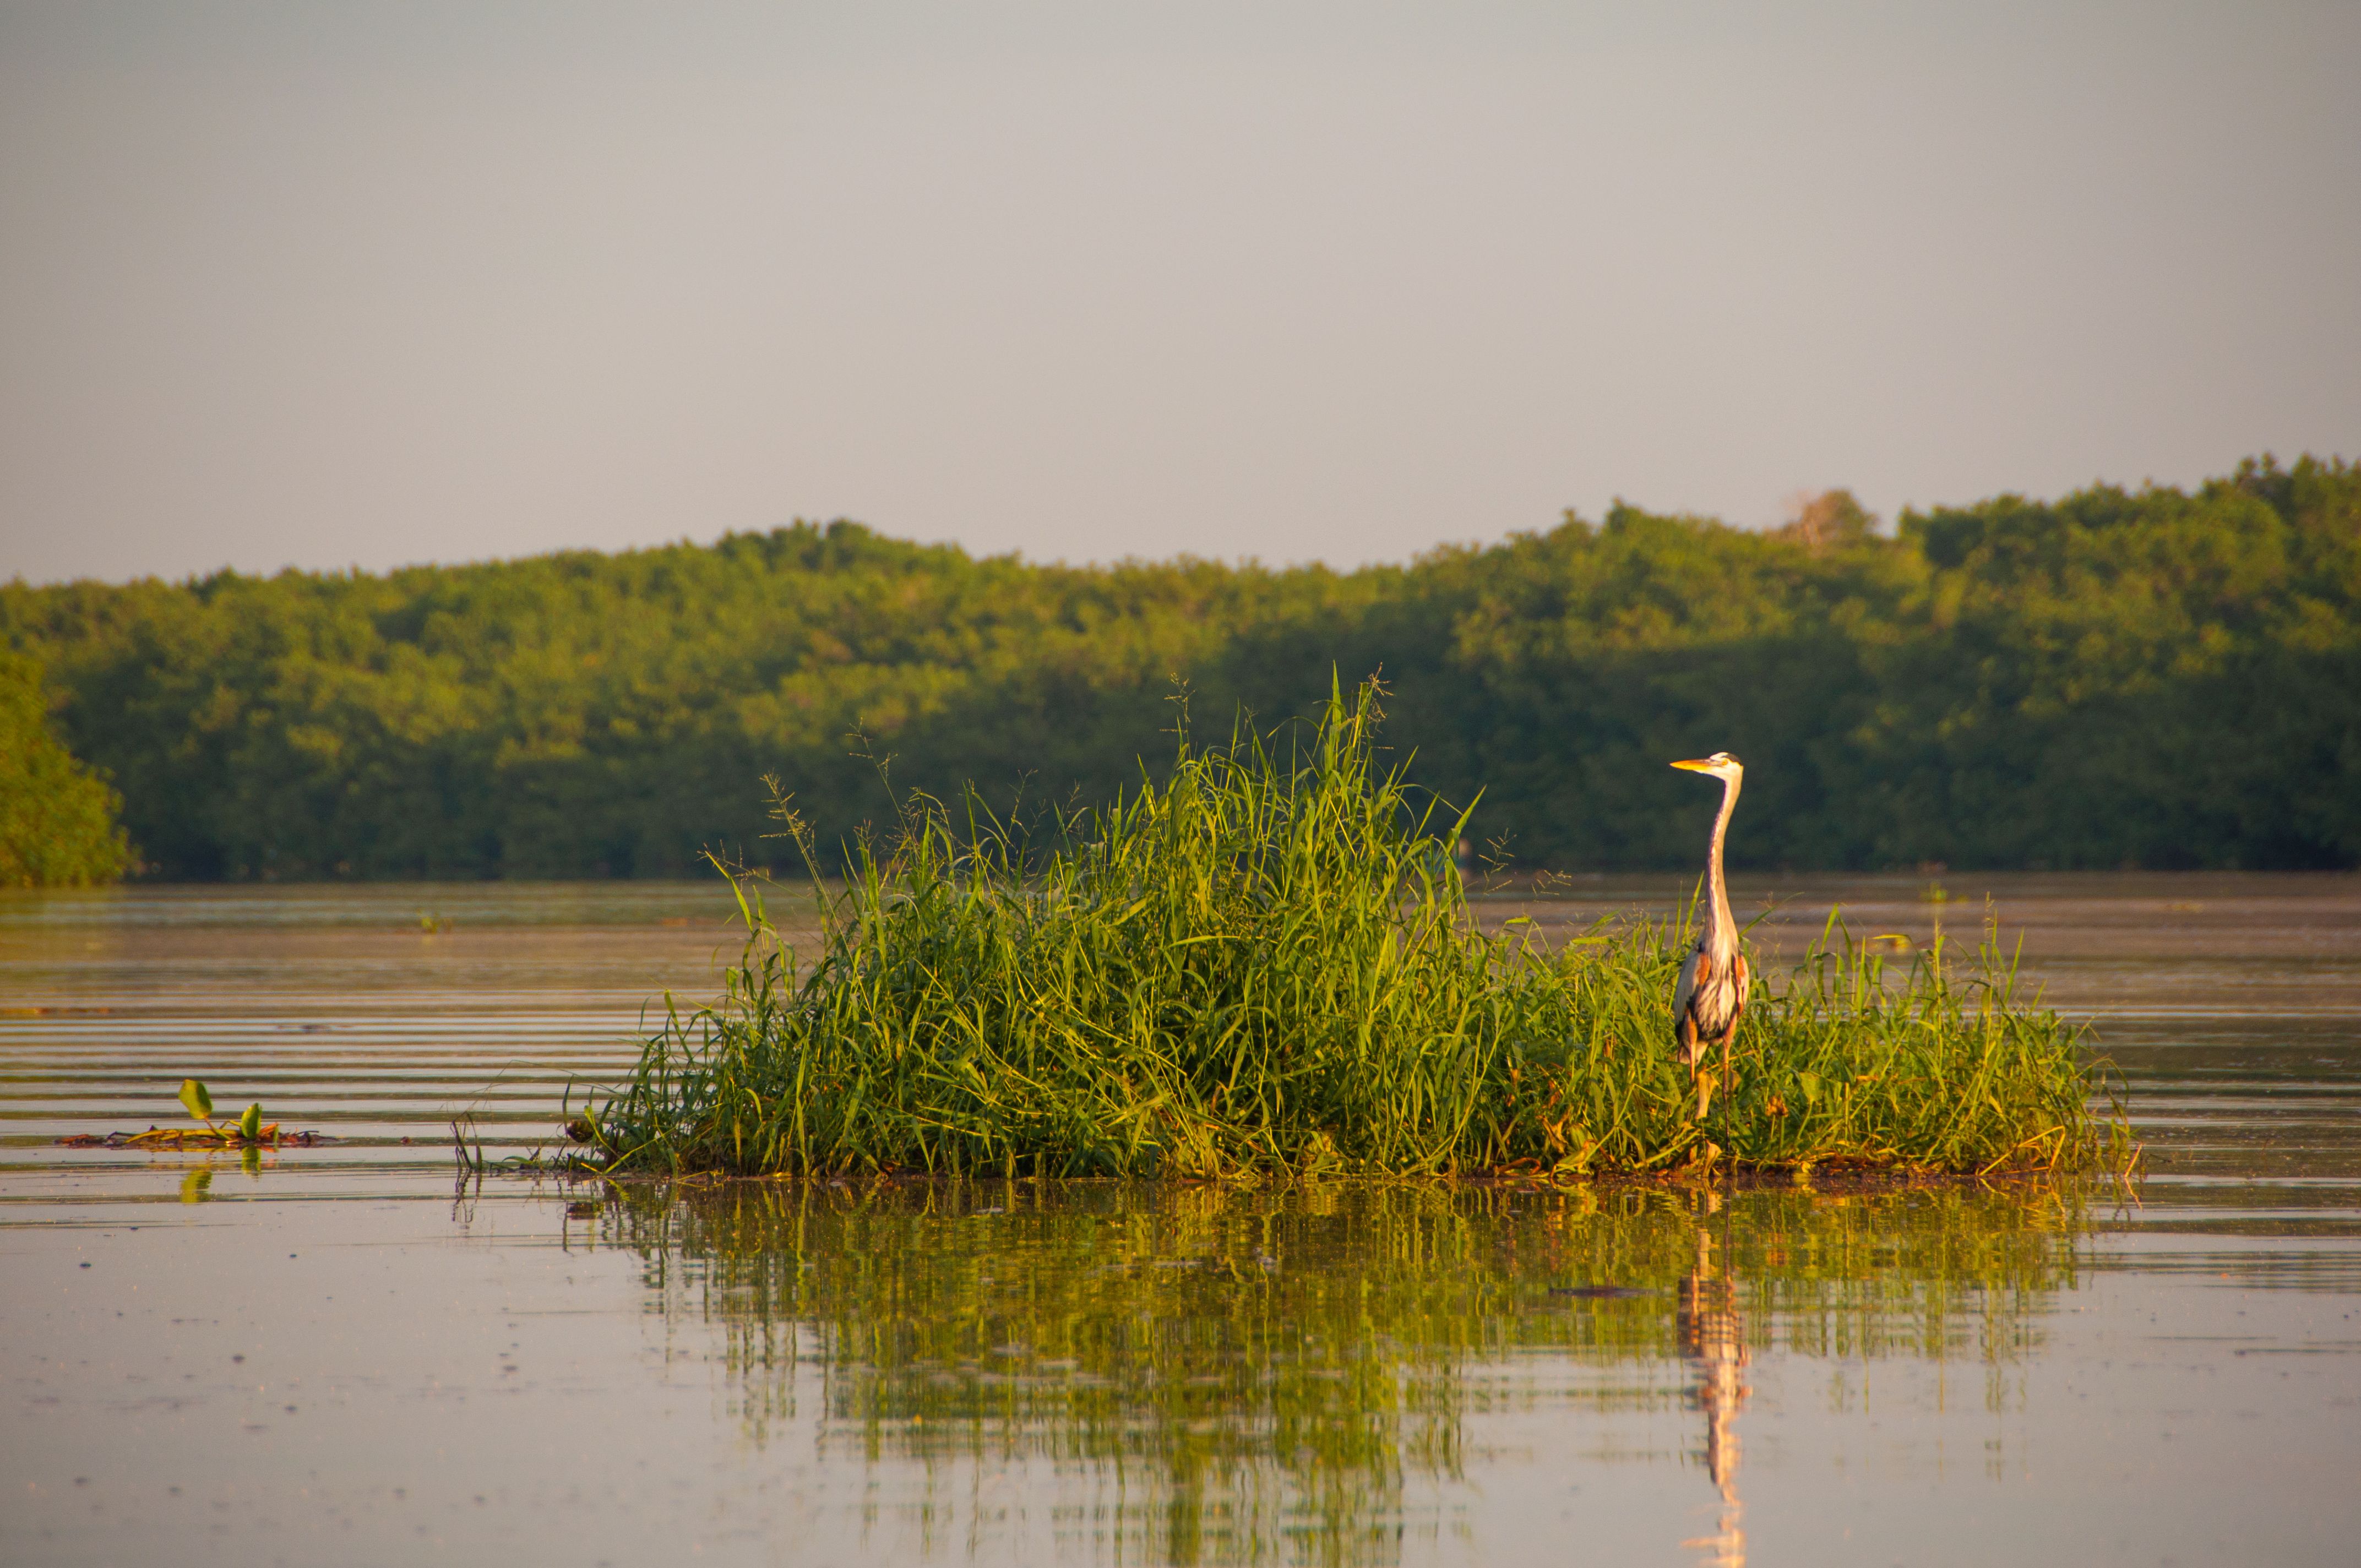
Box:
[54,1077,327,1150]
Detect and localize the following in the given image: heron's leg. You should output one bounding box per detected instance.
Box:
[1721,1032,1733,1125]
[1694,1064,1715,1122]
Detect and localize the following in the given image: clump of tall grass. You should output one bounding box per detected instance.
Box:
[585,683,2120,1179]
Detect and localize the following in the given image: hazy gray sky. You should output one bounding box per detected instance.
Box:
[3,1,2355,584]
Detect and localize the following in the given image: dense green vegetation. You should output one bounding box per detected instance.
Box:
[0,650,132,887]
[585,687,2109,1178]
[3,454,2354,878]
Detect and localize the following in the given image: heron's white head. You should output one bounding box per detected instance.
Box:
[1671,751,1744,784]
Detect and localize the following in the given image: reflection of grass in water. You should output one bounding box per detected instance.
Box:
[589,682,2117,1179]
[597,1179,2087,1566]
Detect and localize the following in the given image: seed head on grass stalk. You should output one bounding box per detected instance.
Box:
[584,679,2122,1179]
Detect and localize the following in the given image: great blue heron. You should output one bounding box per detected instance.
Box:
[1671,752,1749,1123]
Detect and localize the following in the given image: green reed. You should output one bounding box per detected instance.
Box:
[585,681,2120,1178]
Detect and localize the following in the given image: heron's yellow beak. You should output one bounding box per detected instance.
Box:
[1670,758,1714,772]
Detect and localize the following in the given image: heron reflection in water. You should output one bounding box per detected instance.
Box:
[1679,1212,1750,1568]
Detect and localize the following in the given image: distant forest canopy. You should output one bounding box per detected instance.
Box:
[3,454,2355,881]
[0,651,132,888]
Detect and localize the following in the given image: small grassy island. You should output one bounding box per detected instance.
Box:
[583,687,2120,1180]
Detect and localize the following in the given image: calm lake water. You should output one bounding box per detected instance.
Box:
[4,874,2357,1566]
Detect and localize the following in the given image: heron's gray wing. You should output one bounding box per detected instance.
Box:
[1673,945,1711,1033]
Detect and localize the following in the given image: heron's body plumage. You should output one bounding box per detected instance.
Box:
[1673,943,1749,1065]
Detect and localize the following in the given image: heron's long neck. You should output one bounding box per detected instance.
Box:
[1704,776,1739,951]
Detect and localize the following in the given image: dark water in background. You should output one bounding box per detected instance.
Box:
[2,874,2357,1566]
